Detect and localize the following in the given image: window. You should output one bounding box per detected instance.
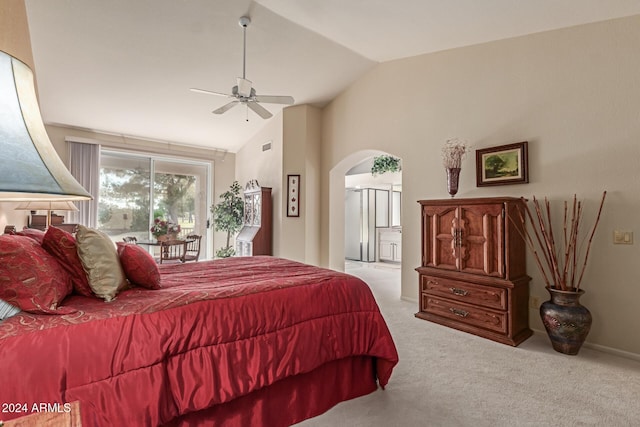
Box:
[99,150,211,257]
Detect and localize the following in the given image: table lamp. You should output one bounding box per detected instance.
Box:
[14,200,79,229]
[0,50,92,201]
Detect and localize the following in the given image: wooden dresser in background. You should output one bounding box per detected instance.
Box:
[27,214,78,233]
[415,197,532,346]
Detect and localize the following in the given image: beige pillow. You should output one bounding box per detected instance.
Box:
[76,225,127,302]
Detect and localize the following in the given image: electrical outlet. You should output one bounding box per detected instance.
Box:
[529,296,540,309]
[613,230,633,245]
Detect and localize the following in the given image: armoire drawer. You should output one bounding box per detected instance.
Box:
[420,274,507,310]
[421,294,507,334]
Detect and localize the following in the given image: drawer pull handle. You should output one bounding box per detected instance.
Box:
[427,280,438,286]
[450,287,468,296]
[449,308,469,318]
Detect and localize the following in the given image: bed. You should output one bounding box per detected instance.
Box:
[0,228,398,426]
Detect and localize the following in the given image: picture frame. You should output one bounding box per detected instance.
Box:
[476,141,529,187]
[287,174,300,217]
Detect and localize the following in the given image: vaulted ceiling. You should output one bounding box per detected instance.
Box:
[25,0,640,152]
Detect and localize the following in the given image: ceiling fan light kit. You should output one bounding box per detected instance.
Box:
[190,16,294,120]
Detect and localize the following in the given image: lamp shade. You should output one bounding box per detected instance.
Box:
[0,50,92,201]
[14,200,79,212]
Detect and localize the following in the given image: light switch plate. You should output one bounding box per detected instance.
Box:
[613,230,633,245]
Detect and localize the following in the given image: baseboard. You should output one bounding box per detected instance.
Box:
[530,328,640,362]
[407,310,630,356]
[583,340,640,362]
[400,295,417,304]
[403,292,640,362]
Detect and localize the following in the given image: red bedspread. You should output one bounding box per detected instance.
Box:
[0,256,398,426]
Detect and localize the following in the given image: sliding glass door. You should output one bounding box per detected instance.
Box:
[152,159,209,238]
[99,150,211,258]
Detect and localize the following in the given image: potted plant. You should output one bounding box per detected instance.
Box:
[371,155,401,176]
[441,138,471,197]
[210,181,244,258]
[517,191,607,355]
[150,218,181,241]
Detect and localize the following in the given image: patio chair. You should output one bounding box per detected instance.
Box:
[159,239,187,264]
[183,234,202,262]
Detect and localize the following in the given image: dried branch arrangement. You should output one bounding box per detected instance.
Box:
[441,138,471,169]
[516,192,607,291]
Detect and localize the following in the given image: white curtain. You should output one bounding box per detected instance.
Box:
[68,141,99,227]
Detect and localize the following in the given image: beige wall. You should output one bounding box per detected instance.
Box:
[320,15,640,356]
[302,106,322,265]
[235,105,322,265]
[281,105,322,264]
[0,0,34,70]
[235,113,284,256]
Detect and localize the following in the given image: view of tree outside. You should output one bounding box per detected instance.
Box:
[152,159,197,235]
[98,152,209,248]
[99,153,151,240]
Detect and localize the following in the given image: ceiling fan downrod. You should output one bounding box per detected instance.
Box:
[239,16,251,80]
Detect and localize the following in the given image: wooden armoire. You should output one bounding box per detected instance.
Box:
[415,197,532,346]
[235,182,272,256]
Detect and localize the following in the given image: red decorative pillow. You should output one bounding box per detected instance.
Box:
[16,228,45,244]
[0,235,75,314]
[117,243,161,289]
[42,226,94,297]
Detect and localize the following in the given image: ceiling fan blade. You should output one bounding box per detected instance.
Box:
[254,95,294,105]
[247,101,273,119]
[191,88,232,97]
[212,101,240,115]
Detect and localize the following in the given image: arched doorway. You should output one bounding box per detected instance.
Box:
[328,150,403,274]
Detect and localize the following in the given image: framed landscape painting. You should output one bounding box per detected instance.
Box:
[476,141,529,186]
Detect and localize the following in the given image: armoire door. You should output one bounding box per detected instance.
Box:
[423,203,505,277]
[422,205,458,271]
[457,203,504,277]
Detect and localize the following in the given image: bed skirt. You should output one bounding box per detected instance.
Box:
[166,356,377,426]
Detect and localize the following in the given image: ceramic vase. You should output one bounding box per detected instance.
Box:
[540,287,592,355]
[446,168,461,197]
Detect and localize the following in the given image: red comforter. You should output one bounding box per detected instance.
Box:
[0,256,398,426]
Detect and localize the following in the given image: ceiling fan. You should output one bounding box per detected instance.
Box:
[190,16,294,120]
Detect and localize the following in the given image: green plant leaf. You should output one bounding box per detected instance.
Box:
[371,155,401,176]
[210,181,244,255]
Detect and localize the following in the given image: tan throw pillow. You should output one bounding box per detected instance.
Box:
[75,225,127,302]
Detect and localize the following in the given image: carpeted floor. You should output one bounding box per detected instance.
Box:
[296,261,640,427]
